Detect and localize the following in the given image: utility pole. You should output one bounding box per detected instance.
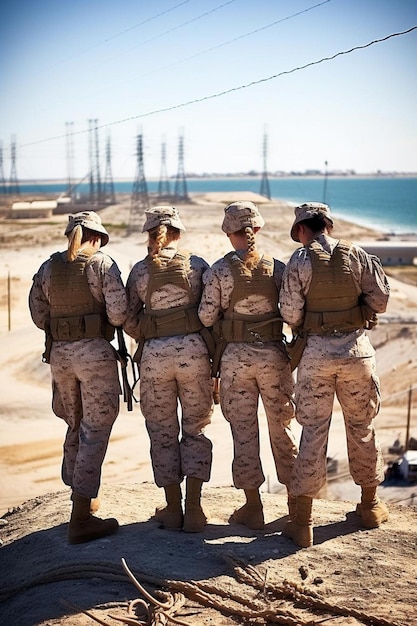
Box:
[405,386,413,452]
[0,141,6,195]
[129,133,149,234]
[259,128,271,200]
[103,132,116,204]
[158,136,171,199]
[9,135,19,196]
[174,130,189,203]
[323,160,328,204]
[88,119,96,203]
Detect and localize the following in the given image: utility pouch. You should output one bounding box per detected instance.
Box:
[84,313,102,337]
[286,332,307,371]
[50,315,83,340]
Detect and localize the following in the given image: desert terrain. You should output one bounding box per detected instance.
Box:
[0,193,416,626]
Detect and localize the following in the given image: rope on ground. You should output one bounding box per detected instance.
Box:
[0,555,404,626]
[224,552,402,626]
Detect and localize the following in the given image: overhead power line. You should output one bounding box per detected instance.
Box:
[97,0,237,66]
[60,0,193,64]
[137,0,331,79]
[102,0,193,43]
[18,25,417,149]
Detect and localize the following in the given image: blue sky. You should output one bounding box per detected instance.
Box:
[1,0,416,181]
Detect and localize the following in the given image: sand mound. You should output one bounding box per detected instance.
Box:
[0,483,415,626]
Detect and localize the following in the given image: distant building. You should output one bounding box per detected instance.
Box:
[355,241,417,266]
[11,200,57,218]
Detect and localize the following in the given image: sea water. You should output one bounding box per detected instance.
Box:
[13,176,417,235]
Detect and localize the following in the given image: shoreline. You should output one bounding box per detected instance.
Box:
[4,179,417,237]
[11,173,417,184]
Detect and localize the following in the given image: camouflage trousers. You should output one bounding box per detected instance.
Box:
[50,342,121,499]
[290,354,385,497]
[140,341,213,487]
[220,343,298,490]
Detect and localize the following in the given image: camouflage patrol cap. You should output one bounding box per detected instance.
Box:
[142,206,186,233]
[221,201,265,234]
[64,211,109,246]
[290,202,334,242]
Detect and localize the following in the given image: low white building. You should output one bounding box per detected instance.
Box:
[11,200,57,218]
[355,241,417,266]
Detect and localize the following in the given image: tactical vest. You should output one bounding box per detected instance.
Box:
[303,239,365,334]
[213,251,283,343]
[137,250,203,339]
[48,248,114,342]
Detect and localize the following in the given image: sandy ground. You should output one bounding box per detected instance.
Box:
[0,193,417,625]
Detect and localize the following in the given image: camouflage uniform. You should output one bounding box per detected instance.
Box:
[29,249,127,499]
[280,232,390,497]
[199,252,298,490]
[124,247,213,487]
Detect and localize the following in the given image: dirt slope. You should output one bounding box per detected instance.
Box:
[0,484,415,626]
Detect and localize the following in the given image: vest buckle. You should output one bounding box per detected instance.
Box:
[250,331,264,347]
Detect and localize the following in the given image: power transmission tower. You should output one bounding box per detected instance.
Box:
[0,141,6,195]
[157,136,171,199]
[103,132,116,204]
[9,135,19,196]
[129,133,149,234]
[174,131,189,203]
[94,123,102,203]
[65,121,74,198]
[88,119,102,204]
[259,130,271,200]
[88,119,96,203]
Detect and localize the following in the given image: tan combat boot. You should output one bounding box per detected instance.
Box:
[287,489,297,521]
[183,477,208,533]
[68,492,119,545]
[282,495,313,548]
[71,491,99,513]
[356,486,389,529]
[229,488,264,530]
[154,483,183,529]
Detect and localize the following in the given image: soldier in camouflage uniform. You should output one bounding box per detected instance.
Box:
[198,201,298,530]
[279,202,390,548]
[29,211,128,544]
[124,206,213,533]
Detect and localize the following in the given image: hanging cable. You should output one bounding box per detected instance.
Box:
[18,25,417,149]
[60,0,194,63]
[95,0,237,67]
[135,0,332,80]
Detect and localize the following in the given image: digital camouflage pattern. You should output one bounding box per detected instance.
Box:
[199,250,298,489]
[29,249,128,498]
[124,247,213,487]
[279,233,390,497]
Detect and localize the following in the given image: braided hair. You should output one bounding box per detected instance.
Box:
[240,226,260,274]
[148,225,181,267]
